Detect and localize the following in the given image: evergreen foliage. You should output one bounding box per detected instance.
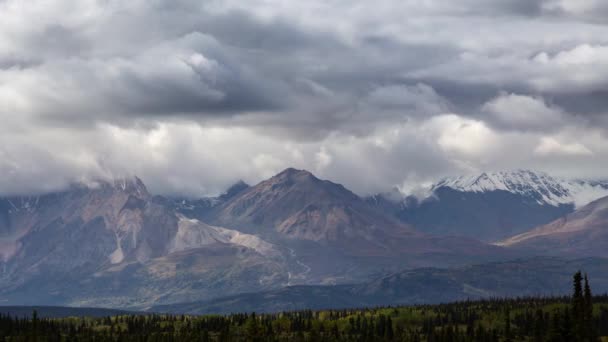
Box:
[0,272,604,341]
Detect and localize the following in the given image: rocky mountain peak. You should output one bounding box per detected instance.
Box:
[272,168,318,182]
[110,176,149,198]
[257,168,359,204]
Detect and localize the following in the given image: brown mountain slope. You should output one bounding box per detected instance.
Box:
[0,177,176,264]
[207,168,502,258]
[210,168,416,239]
[0,178,286,307]
[499,195,608,256]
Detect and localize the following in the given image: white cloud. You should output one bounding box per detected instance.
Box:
[314,147,333,172]
[481,93,566,132]
[530,44,608,92]
[432,114,500,159]
[412,42,608,97]
[534,44,608,66]
[534,137,593,156]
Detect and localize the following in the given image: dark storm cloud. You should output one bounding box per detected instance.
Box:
[1,0,608,196]
[195,10,327,51]
[8,0,602,132]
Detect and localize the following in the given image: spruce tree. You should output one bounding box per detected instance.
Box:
[572,270,585,340]
[583,274,596,342]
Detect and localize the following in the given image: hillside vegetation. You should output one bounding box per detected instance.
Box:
[0,272,606,341]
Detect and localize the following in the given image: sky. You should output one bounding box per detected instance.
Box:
[1,0,608,197]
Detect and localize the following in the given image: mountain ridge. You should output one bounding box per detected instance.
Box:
[2,167,604,310]
[0,177,287,307]
[432,170,608,207]
[498,194,608,257]
[0,168,507,309]
[203,168,503,261]
[366,169,608,241]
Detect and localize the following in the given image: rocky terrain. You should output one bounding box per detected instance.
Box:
[0,178,286,308]
[204,168,499,258]
[1,168,607,311]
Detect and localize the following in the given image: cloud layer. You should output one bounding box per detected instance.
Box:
[1,0,608,196]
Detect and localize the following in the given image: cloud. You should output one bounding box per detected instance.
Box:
[432,115,500,159]
[0,32,285,128]
[541,0,608,21]
[481,93,566,132]
[530,44,608,93]
[314,147,333,172]
[366,83,450,116]
[534,137,593,157]
[0,0,608,196]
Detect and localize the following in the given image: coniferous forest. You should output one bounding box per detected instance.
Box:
[1,272,607,341]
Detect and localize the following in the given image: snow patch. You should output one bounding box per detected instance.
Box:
[433,170,608,207]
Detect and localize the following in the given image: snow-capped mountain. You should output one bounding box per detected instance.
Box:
[366,170,608,242]
[433,170,608,208]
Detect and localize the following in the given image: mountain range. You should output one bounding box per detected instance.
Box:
[368,170,608,241]
[0,178,287,307]
[1,168,607,312]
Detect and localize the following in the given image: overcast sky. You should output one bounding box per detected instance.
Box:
[2,0,608,197]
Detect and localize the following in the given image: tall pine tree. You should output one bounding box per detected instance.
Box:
[572,270,585,340]
[583,274,596,342]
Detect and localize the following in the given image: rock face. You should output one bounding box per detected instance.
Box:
[208,169,416,244]
[499,195,608,257]
[368,170,608,241]
[205,168,502,259]
[0,169,511,309]
[0,178,285,308]
[0,177,159,265]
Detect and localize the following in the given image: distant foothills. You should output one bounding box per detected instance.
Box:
[1,272,607,341]
[1,168,608,313]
